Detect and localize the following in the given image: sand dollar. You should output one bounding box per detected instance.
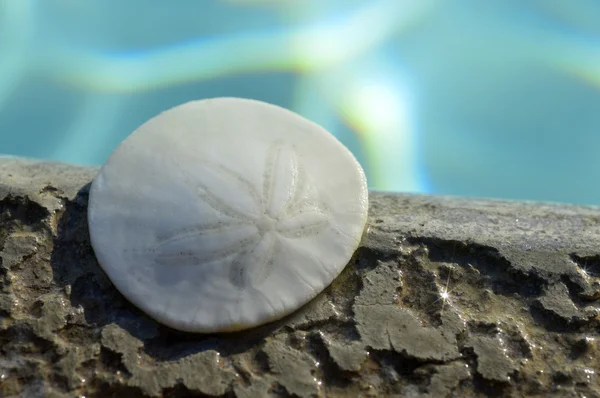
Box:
[87,97,369,333]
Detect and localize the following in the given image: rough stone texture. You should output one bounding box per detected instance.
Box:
[0,157,599,397]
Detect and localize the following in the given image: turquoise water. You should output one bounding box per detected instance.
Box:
[1,0,600,205]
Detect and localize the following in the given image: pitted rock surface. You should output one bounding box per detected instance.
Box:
[0,157,599,397]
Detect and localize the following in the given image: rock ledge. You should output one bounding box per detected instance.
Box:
[1,158,599,397]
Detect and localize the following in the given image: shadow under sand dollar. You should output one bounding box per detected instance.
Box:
[50,182,159,336]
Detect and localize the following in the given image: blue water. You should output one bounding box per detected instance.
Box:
[1,0,600,205]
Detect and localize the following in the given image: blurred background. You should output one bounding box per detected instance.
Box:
[1,0,599,204]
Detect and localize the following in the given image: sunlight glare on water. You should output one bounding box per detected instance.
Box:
[1,0,600,204]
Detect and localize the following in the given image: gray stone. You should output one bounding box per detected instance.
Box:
[320,333,367,372]
[0,156,599,397]
[535,282,585,323]
[354,303,459,361]
[466,335,516,382]
[423,362,471,397]
[263,336,320,397]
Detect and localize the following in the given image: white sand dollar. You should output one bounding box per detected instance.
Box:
[88,97,368,333]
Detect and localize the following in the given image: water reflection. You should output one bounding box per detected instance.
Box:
[0,0,599,204]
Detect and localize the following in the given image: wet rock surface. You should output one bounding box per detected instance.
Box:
[0,157,599,397]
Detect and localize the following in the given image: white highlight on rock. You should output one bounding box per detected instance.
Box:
[87,97,368,333]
